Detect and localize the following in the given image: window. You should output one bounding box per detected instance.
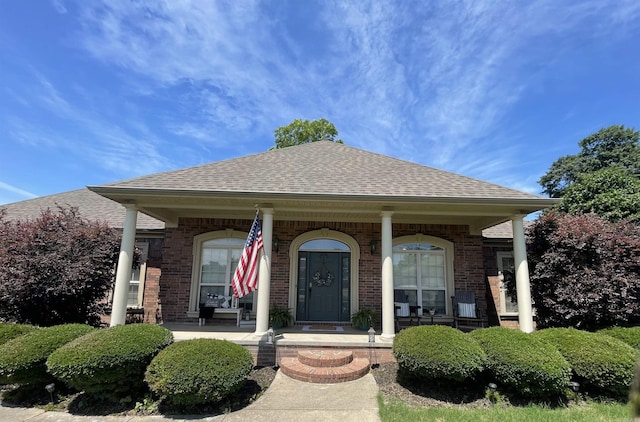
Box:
[199,238,249,309]
[189,232,257,316]
[127,242,148,308]
[392,238,453,315]
[497,251,518,314]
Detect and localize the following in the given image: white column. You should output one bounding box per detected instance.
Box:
[255,208,274,336]
[512,215,534,333]
[110,206,138,327]
[381,211,395,339]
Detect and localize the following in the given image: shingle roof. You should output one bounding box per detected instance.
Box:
[482,220,534,239]
[0,188,164,230]
[102,141,546,200]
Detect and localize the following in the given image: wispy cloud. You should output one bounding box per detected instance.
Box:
[0,181,38,202]
[9,0,639,194]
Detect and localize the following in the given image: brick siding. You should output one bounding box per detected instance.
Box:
[156,218,489,325]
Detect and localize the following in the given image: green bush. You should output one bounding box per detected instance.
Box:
[47,324,173,397]
[0,323,36,346]
[599,326,640,350]
[0,324,94,385]
[469,327,571,399]
[145,339,253,407]
[393,325,485,382]
[534,328,637,397]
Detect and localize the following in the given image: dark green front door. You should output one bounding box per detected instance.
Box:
[297,251,350,322]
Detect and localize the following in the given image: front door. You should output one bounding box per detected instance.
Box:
[297,251,350,322]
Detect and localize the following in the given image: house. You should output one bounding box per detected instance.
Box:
[1,142,555,338]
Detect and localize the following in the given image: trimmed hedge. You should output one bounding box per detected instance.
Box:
[47,324,173,397]
[0,324,94,385]
[393,325,486,382]
[534,328,637,397]
[469,327,571,399]
[599,326,640,350]
[0,323,36,346]
[145,339,253,407]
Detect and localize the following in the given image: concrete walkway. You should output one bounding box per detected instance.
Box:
[0,371,381,422]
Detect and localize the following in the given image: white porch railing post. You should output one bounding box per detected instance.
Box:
[381,211,395,339]
[512,215,534,333]
[110,205,138,327]
[255,208,274,336]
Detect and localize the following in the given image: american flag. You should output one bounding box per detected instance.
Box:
[232,213,264,298]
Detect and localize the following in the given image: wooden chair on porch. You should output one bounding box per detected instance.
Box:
[451,290,485,330]
[394,289,422,330]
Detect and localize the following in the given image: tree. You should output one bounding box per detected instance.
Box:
[0,207,122,326]
[272,118,343,149]
[539,125,640,198]
[522,212,640,330]
[557,167,640,222]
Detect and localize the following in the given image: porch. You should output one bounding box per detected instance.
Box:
[162,322,396,367]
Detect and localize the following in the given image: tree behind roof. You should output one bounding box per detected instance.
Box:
[272,118,343,149]
[539,125,640,198]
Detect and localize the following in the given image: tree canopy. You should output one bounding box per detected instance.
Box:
[539,125,640,198]
[0,207,122,326]
[272,118,343,149]
[523,212,640,330]
[557,167,640,222]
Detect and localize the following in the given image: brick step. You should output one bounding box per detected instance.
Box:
[280,350,369,384]
[298,349,353,368]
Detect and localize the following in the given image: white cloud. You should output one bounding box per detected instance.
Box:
[27,0,640,187]
[0,181,38,202]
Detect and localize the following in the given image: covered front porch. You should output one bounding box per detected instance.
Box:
[162,322,396,367]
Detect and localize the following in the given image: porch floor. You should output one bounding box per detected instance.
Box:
[162,322,393,349]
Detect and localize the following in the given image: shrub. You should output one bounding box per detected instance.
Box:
[0,324,94,385]
[522,212,640,330]
[534,328,637,397]
[0,323,36,346]
[469,327,571,399]
[0,207,123,327]
[599,326,640,350]
[393,325,485,382]
[47,324,173,398]
[145,339,253,407]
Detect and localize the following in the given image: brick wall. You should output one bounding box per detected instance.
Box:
[157,218,489,325]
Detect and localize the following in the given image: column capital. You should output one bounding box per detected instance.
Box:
[380,210,394,218]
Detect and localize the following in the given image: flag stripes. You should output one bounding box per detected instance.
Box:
[232,213,264,298]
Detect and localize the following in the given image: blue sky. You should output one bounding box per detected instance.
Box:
[1,1,640,205]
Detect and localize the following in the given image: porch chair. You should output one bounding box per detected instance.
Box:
[394,289,422,329]
[451,290,485,330]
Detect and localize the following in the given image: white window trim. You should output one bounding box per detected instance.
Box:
[129,242,149,308]
[392,234,455,316]
[288,229,360,320]
[497,251,518,316]
[187,230,250,318]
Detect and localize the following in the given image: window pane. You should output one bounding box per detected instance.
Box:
[422,290,445,314]
[127,284,139,307]
[201,248,228,285]
[199,285,225,306]
[203,238,246,248]
[505,294,519,313]
[420,254,445,288]
[393,243,443,251]
[301,239,349,251]
[393,254,417,287]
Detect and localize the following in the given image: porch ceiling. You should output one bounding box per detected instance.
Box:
[88,187,557,233]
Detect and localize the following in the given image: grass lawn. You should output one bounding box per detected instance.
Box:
[378,396,633,422]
